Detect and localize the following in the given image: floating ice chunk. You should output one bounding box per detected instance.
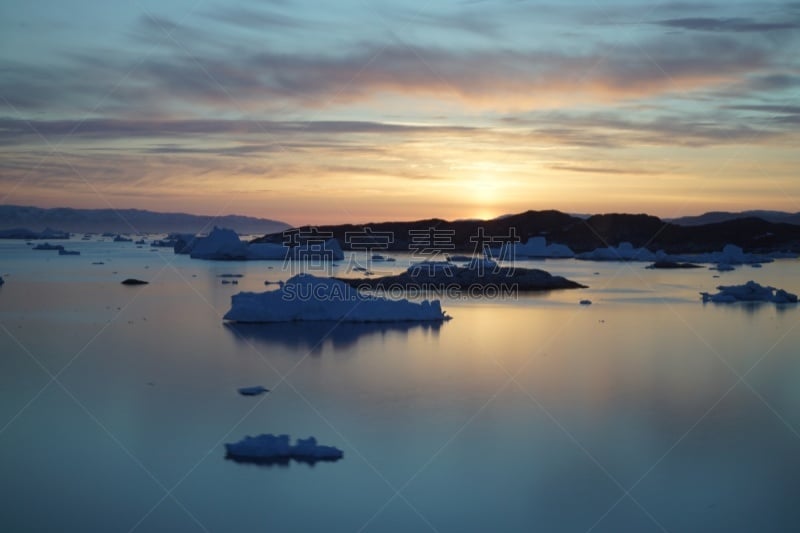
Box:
[190,227,248,260]
[237,385,269,396]
[225,434,343,464]
[0,276,4,286]
[492,237,575,259]
[576,242,655,261]
[223,274,448,323]
[700,281,798,304]
[291,437,344,461]
[711,263,735,272]
[580,299,592,305]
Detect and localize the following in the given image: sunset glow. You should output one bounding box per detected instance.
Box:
[1,1,799,225]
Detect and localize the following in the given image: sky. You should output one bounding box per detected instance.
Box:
[1,0,799,225]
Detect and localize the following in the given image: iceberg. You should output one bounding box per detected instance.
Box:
[0,276,4,286]
[576,242,656,261]
[652,244,785,269]
[223,274,448,323]
[190,227,248,260]
[225,434,343,464]
[182,227,345,261]
[493,237,575,259]
[700,281,798,304]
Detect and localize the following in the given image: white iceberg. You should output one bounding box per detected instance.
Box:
[223,274,448,323]
[653,244,786,269]
[187,227,345,261]
[577,242,656,261]
[225,434,343,464]
[700,281,798,304]
[190,227,248,260]
[493,237,575,259]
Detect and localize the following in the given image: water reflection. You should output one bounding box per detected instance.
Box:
[225,321,443,354]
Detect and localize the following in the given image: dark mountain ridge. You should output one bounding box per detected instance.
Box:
[254,211,800,254]
[0,205,290,235]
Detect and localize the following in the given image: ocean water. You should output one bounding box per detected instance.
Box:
[1,239,800,532]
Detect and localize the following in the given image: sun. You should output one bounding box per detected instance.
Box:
[473,209,496,221]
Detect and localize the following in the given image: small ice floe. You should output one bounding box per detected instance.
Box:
[218,273,244,278]
[0,276,4,286]
[700,281,798,304]
[750,263,763,268]
[710,263,735,272]
[91,261,105,265]
[121,278,148,285]
[221,279,239,285]
[238,385,269,396]
[225,434,343,464]
[580,299,592,305]
[58,249,80,256]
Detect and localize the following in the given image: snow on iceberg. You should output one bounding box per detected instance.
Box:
[700,281,798,304]
[223,274,448,323]
[225,434,343,464]
[577,242,656,261]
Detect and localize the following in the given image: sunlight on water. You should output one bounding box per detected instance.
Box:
[1,239,799,532]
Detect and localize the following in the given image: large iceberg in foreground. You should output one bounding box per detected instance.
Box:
[223,274,448,322]
[701,281,798,304]
[225,434,343,464]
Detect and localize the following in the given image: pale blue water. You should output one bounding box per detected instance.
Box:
[2,238,800,532]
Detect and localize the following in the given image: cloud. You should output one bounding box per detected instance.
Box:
[1,21,787,115]
[507,111,792,148]
[655,17,800,32]
[548,164,662,175]
[0,118,475,143]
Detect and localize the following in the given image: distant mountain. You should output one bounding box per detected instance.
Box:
[254,210,800,254]
[670,210,800,226]
[0,205,290,235]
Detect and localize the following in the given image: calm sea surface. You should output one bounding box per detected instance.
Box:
[2,238,799,532]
